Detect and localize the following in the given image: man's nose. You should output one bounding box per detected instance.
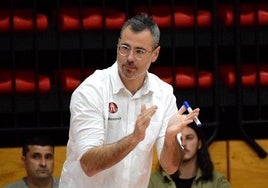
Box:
[127,50,135,61]
[40,158,47,167]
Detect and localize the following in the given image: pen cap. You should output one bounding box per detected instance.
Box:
[183,101,190,109]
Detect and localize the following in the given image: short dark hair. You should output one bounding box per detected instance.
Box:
[22,134,55,156]
[120,13,160,49]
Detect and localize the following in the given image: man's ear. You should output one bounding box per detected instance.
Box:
[151,46,160,63]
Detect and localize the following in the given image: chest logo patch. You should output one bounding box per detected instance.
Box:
[108,102,118,113]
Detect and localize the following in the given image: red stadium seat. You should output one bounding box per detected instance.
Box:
[151,66,213,88]
[59,7,81,31]
[174,5,211,28]
[260,65,268,86]
[103,8,126,29]
[258,4,268,25]
[0,9,48,32]
[134,5,211,28]
[60,7,126,31]
[218,3,268,26]
[219,64,259,87]
[175,66,213,88]
[151,66,173,84]
[134,5,172,28]
[55,68,95,92]
[0,70,51,93]
[82,7,103,30]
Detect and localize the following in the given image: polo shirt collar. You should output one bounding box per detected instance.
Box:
[109,62,126,95]
[110,62,161,97]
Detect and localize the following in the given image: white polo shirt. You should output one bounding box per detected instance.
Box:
[59,62,178,188]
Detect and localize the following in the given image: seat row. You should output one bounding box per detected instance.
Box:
[152,64,268,88]
[0,64,267,94]
[0,3,268,32]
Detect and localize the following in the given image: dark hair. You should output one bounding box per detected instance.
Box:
[22,134,55,156]
[187,123,214,181]
[120,13,160,49]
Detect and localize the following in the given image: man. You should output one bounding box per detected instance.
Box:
[59,13,200,188]
[4,135,59,188]
[148,123,231,188]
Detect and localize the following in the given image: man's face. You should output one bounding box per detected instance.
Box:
[117,26,160,81]
[22,145,54,180]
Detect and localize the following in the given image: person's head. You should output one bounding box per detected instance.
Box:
[117,13,161,82]
[180,123,214,180]
[22,134,55,181]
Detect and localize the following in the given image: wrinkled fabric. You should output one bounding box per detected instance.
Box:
[59,62,178,188]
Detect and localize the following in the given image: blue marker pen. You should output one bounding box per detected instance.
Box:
[183,101,202,127]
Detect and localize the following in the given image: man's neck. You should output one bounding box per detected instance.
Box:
[179,159,197,179]
[25,177,53,188]
[120,76,146,95]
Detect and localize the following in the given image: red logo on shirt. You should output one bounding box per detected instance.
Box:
[108,102,118,113]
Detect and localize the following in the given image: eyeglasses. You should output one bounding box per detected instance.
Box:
[117,44,153,60]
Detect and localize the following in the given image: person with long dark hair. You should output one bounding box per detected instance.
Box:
[148,123,231,188]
